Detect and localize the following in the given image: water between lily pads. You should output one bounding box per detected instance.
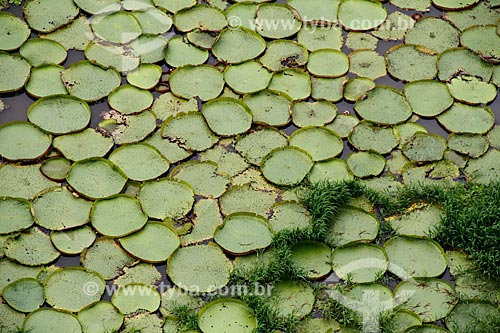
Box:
[0,2,498,300]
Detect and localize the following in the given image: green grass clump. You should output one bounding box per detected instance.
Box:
[170,304,199,331]
[241,294,299,333]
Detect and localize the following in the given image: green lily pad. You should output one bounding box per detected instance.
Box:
[220,184,277,216]
[292,100,338,127]
[332,243,388,283]
[25,64,68,98]
[101,110,157,145]
[268,69,311,100]
[343,78,375,102]
[0,299,26,330]
[224,60,271,94]
[19,38,67,67]
[32,186,92,230]
[403,80,453,117]
[346,151,386,178]
[385,236,447,279]
[171,161,230,198]
[151,92,198,121]
[346,31,378,50]
[437,48,493,82]
[23,308,82,333]
[112,283,160,315]
[77,301,124,333]
[297,25,343,51]
[487,125,500,149]
[91,195,147,237]
[290,126,343,161]
[84,41,140,73]
[268,280,315,319]
[62,60,121,102]
[287,0,340,23]
[4,227,60,266]
[311,76,347,102]
[202,98,252,136]
[444,2,500,31]
[138,178,194,220]
[187,29,217,49]
[50,225,96,255]
[174,4,226,32]
[269,200,311,232]
[242,90,292,126]
[154,0,196,13]
[108,85,153,115]
[307,49,349,78]
[0,164,57,200]
[236,128,288,166]
[296,318,341,333]
[261,146,313,186]
[53,128,114,161]
[214,212,272,255]
[308,158,354,183]
[437,103,494,134]
[167,243,232,293]
[431,0,480,10]
[67,158,127,199]
[390,0,431,10]
[115,263,162,287]
[0,122,51,161]
[91,11,142,44]
[341,283,394,315]
[402,133,447,162]
[45,267,105,312]
[0,197,33,235]
[446,301,500,333]
[2,278,44,313]
[129,34,168,64]
[27,95,90,135]
[0,12,30,51]
[338,0,387,31]
[0,52,31,93]
[349,50,387,80]
[24,0,79,33]
[386,44,438,82]
[225,2,257,30]
[170,65,224,101]
[109,143,169,181]
[348,121,399,155]
[123,313,163,333]
[394,278,457,322]
[447,75,497,104]
[81,237,135,280]
[447,134,489,158]
[181,198,223,245]
[120,222,180,263]
[132,7,172,34]
[372,12,415,41]
[72,0,120,14]
[165,36,209,68]
[126,63,162,90]
[290,241,332,280]
[354,86,412,125]
[212,27,265,64]
[326,206,379,246]
[39,16,93,51]
[198,299,257,333]
[464,149,500,184]
[387,204,443,237]
[255,3,301,39]
[405,17,460,53]
[396,122,428,148]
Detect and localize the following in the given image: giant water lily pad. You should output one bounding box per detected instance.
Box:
[20,38,67,67]
[202,98,252,136]
[0,164,57,200]
[53,128,114,161]
[224,60,271,93]
[108,85,153,114]
[297,25,343,51]
[307,49,349,78]
[236,128,288,166]
[405,17,460,53]
[243,90,292,126]
[447,75,497,104]
[326,206,379,246]
[290,241,332,280]
[268,280,315,318]
[170,65,224,101]
[437,48,493,82]
[387,205,443,237]
[0,122,51,161]
[174,4,226,31]
[112,284,161,315]
[23,308,82,333]
[386,44,438,82]
[331,243,388,283]
[167,243,232,293]
[287,0,340,23]
[25,64,68,98]
[290,126,343,161]
[403,80,453,117]
[292,100,338,127]
[261,146,313,186]
[446,301,500,333]
[268,69,311,100]
[77,301,124,333]
[464,149,500,184]
[402,133,447,162]
[91,11,142,44]
[2,278,44,313]
[431,0,479,9]
[171,161,230,198]
[198,299,257,333]
[308,158,354,183]
[165,36,209,68]
[447,134,489,158]
[0,52,31,93]
[346,151,386,178]
[4,227,60,266]
[24,0,79,33]
[260,40,308,72]
[255,3,301,39]
[338,0,387,31]
[354,86,412,125]
[348,121,399,155]
[50,225,96,255]
[212,27,266,63]
[0,12,30,51]
[0,197,33,234]
[437,103,494,134]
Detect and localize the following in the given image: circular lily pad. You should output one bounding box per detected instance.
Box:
[138,178,194,220]
[132,7,172,34]
[460,25,500,62]
[4,227,60,266]
[213,27,265,64]
[174,4,226,32]
[32,186,92,230]
[243,90,291,126]
[446,301,500,333]
[464,149,500,185]
[91,11,142,44]
[297,25,343,51]
[268,69,311,100]
[19,38,67,67]
[259,40,308,72]
[171,161,230,198]
[269,201,311,232]
[289,241,332,280]
[332,243,388,283]
[387,205,443,237]
[342,283,394,315]
[354,86,412,125]
[325,206,379,246]
[50,225,96,255]
[53,128,114,161]
[308,158,354,183]
[0,122,51,161]
[0,12,30,51]
[27,95,90,135]
[151,92,198,121]
[405,17,460,53]
[2,278,44,313]
[202,98,252,136]
[165,36,209,68]
[154,0,196,13]
[385,236,447,279]
[349,50,387,80]
[0,164,58,200]
[25,64,68,98]
[91,195,147,237]
[394,278,457,322]
[23,308,82,333]
[169,65,224,101]
[129,34,168,63]
[224,60,271,94]
[261,146,313,186]
[103,110,157,145]
[112,284,161,315]
[346,151,386,178]
[24,0,79,33]
[67,158,128,199]
[447,75,497,105]
[290,126,343,161]
[77,301,124,333]
[307,49,349,78]
[327,114,360,138]
[447,134,489,158]
[109,143,170,181]
[403,80,453,117]
[386,44,438,82]
[0,197,33,235]
[0,52,31,93]
[40,157,71,181]
[292,100,338,127]
[338,0,387,31]
[108,85,153,115]
[120,222,180,263]
[126,63,162,90]
[236,128,288,166]
[431,0,480,10]
[62,60,121,102]
[437,48,493,82]
[198,299,257,333]
[437,103,494,134]
[348,121,399,155]
[311,76,347,102]
[402,133,447,162]
[84,41,140,73]
[167,243,233,293]
[269,280,315,319]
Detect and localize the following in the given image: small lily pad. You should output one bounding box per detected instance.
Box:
[255,3,301,39]
[50,225,96,255]
[354,86,412,125]
[202,98,252,136]
[174,4,226,32]
[290,241,332,280]
[268,69,311,100]
[152,92,198,121]
[2,278,44,313]
[437,103,494,134]
[198,299,257,333]
[311,76,347,102]
[297,25,343,51]
[19,38,67,67]
[224,60,272,94]
[372,12,415,41]
[132,7,172,34]
[181,199,223,245]
[261,146,313,186]
[108,85,153,115]
[0,122,51,161]
[349,50,387,80]
[170,65,224,101]
[447,75,497,104]
[338,0,387,31]
[236,128,288,166]
[346,151,386,178]
[243,90,292,126]
[447,134,489,158]
[165,36,209,68]
[220,184,277,216]
[307,49,349,78]
[24,0,79,33]
[343,78,375,102]
[25,64,68,98]
[386,44,437,82]
[126,63,162,90]
[269,201,311,232]
[77,301,124,333]
[53,128,114,161]
[331,243,388,283]
[405,17,460,53]
[0,12,30,51]
[4,227,60,266]
[348,121,399,155]
[23,308,82,333]
[308,158,354,183]
[326,206,379,246]
[292,100,338,127]
[402,133,447,162]
[290,126,343,161]
[0,52,31,93]
[403,80,453,117]
[91,11,142,44]
[171,161,230,198]
[212,27,266,63]
[109,143,169,181]
[112,284,160,315]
